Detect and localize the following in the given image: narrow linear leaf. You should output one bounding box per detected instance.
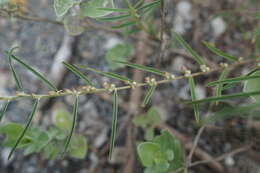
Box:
[114,61,165,76]
[62,95,79,157]
[188,90,260,104]
[188,77,200,123]
[134,0,144,8]
[203,41,239,61]
[9,54,57,91]
[173,32,205,65]
[137,0,160,11]
[207,75,260,87]
[76,64,133,83]
[63,62,94,86]
[97,14,130,21]
[0,101,10,122]
[142,85,156,107]
[215,67,229,105]
[97,7,130,12]
[8,99,39,160]
[5,49,23,91]
[109,90,118,160]
[112,21,136,29]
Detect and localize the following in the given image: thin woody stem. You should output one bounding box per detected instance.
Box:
[0,58,259,101]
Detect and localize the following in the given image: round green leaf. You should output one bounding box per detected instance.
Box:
[80,0,114,18]
[68,135,88,159]
[244,70,260,102]
[63,15,85,36]
[53,109,72,131]
[54,0,74,17]
[137,142,161,167]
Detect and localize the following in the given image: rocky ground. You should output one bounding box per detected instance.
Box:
[0,0,260,173]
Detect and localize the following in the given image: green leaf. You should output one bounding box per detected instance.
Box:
[8,99,39,160]
[203,41,239,61]
[53,109,72,131]
[106,43,133,70]
[207,75,260,87]
[23,128,50,155]
[112,21,136,29]
[188,90,260,104]
[145,127,155,141]
[98,14,130,21]
[203,103,260,124]
[188,77,200,123]
[80,0,115,18]
[62,95,79,157]
[153,131,183,172]
[142,85,156,107]
[109,90,118,160]
[243,70,260,102]
[137,142,161,167]
[97,7,130,12]
[173,32,205,65]
[137,0,160,11]
[133,107,161,128]
[0,101,10,122]
[0,123,32,148]
[63,62,93,86]
[8,53,58,91]
[68,135,87,159]
[115,61,165,76]
[54,0,74,17]
[5,48,23,91]
[63,15,85,36]
[215,67,229,105]
[76,64,133,83]
[43,142,60,160]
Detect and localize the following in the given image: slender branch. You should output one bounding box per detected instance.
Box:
[0,58,259,102]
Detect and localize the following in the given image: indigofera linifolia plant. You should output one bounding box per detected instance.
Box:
[0,0,260,172]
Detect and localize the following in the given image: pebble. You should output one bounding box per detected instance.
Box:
[211,17,226,38]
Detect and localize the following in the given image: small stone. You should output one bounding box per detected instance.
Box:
[211,17,226,38]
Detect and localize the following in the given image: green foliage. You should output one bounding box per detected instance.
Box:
[203,42,239,61]
[214,67,229,105]
[80,0,114,18]
[173,32,205,65]
[133,107,161,140]
[106,43,133,70]
[63,15,85,36]
[109,90,118,160]
[137,131,183,173]
[188,77,200,123]
[0,106,87,160]
[142,85,156,107]
[0,101,10,122]
[54,0,75,17]
[5,50,58,91]
[243,70,260,102]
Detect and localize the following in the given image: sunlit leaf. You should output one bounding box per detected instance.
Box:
[8,99,39,160]
[109,90,118,160]
[137,142,161,167]
[53,109,72,131]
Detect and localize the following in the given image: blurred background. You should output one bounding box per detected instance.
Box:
[0,0,260,172]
